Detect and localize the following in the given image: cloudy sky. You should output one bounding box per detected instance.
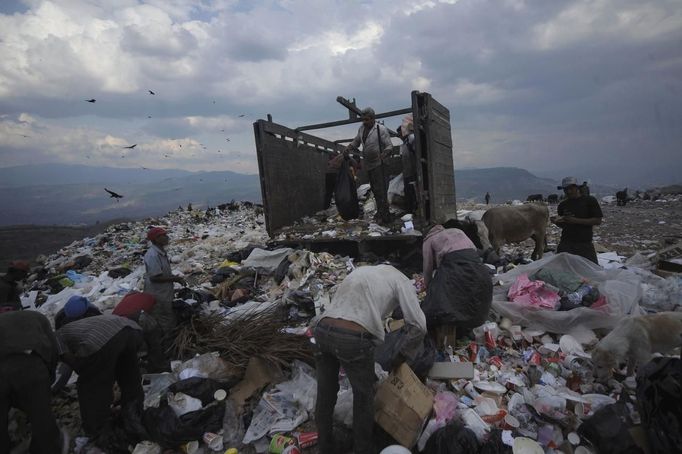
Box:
[0,0,680,186]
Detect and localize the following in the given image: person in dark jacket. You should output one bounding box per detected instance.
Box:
[0,261,30,312]
[0,310,68,454]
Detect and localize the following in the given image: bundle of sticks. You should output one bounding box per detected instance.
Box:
[171,307,313,369]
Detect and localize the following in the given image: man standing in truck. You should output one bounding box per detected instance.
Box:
[347,107,393,224]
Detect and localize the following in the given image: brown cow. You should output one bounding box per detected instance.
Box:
[482,204,549,260]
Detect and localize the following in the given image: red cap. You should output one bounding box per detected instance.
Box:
[146,227,168,242]
[8,260,30,272]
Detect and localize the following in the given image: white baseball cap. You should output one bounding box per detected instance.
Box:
[558,176,578,189]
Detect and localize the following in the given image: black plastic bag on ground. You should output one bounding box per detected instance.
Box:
[167,377,235,406]
[636,357,682,454]
[334,158,359,220]
[375,325,436,379]
[480,429,513,454]
[144,401,226,448]
[577,394,644,454]
[423,422,480,454]
[421,249,493,329]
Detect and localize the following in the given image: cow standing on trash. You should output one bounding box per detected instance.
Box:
[312,265,426,454]
[552,176,603,264]
[421,225,493,347]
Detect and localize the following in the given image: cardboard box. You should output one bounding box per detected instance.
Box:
[374,363,434,447]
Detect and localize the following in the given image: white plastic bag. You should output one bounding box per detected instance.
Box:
[492,253,642,333]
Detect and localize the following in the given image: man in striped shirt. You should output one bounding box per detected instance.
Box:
[56,314,144,438]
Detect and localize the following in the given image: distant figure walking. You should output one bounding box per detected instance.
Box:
[485,192,490,205]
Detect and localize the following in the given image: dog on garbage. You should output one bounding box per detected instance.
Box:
[592,312,682,381]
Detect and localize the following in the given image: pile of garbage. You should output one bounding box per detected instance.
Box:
[273,180,419,242]
[9,201,682,454]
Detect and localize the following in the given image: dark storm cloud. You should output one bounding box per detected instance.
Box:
[0,0,680,186]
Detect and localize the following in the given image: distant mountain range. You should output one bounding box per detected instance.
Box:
[453,167,615,203]
[0,164,621,226]
[0,164,261,226]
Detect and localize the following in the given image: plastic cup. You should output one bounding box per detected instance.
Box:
[181,441,199,454]
[203,432,223,451]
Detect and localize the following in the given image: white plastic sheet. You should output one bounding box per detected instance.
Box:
[241,248,293,273]
[491,253,642,333]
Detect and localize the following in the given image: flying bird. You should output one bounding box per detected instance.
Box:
[147,115,152,119]
[123,144,137,149]
[238,114,245,117]
[225,138,230,142]
[85,99,96,103]
[104,188,124,199]
[148,90,155,95]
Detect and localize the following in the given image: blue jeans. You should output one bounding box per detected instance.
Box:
[314,323,376,454]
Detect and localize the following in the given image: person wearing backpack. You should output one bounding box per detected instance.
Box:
[347,108,394,224]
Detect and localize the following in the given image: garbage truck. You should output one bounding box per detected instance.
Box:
[253,91,456,258]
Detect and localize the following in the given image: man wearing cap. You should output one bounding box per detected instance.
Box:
[552,177,603,264]
[113,292,167,372]
[313,265,427,454]
[54,295,102,330]
[0,261,30,312]
[143,227,185,333]
[347,107,394,224]
[56,314,144,440]
[0,310,69,454]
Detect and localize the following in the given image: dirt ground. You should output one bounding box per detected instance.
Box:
[460,197,682,259]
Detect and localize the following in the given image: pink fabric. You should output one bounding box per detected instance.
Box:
[422,226,476,286]
[507,274,560,310]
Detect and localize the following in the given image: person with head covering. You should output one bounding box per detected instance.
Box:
[56,315,144,443]
[421,225,493,347]
[0,310,69,454]
[0,260,30,312]
[54,295,102,330]
[398,114,418,214]
[346,107,394,224]
[143,227,185,333]
[552,177,603,264]
[113,292,167,372]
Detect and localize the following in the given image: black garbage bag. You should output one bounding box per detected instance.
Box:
[274,257,291,285]
[480,429,512,454]
[577,394,644,454]
[375,325,436,379]
[636,357,682,454]
[334,158,359,220]
[172,299,202,325]
[167,377,236,406]
[144,401,226,448]
[423,422,479,454]
[421,249,493,328]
